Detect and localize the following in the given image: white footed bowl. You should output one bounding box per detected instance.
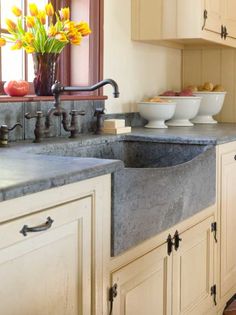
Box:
[138,102,176,129]
[159,96,201,127]
[192,92,226,124]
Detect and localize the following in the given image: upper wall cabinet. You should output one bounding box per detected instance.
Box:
[223,0,236,39]
[131,0,236,48]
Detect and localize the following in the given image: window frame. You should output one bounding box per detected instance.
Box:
[0,0,104,98]
[54,0,104,93]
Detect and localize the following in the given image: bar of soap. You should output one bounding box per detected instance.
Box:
[103,119,125,129]
[102,126,131,135]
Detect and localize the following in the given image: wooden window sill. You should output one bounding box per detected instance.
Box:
[0,94,108,103]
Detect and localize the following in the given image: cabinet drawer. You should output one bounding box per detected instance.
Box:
[0,196,91,248]
[0,196,92,315]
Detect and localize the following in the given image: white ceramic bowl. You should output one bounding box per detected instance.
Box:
[159,96,201,126]
[138,102,176,129]
[192,92,226,124]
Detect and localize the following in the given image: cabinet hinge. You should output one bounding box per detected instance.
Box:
[223,26,228,40]
[211,222,217,243]
[211,284,217,306]
[221,25,224,39]
[109,283,118,315]
[174,230,182,251]
[167,234,174,256]
[202,9,208,30]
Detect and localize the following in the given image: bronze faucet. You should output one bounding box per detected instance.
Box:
[0,123,22,146]
[51,78,120,102]
[50,78,119,136]
[25,78,119,142]
[25,108,85,142]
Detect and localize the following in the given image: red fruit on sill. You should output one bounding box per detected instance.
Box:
[4,80,29,97]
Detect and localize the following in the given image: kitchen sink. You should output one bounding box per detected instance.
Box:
[34,139,216,256]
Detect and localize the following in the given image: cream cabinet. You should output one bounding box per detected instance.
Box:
[172,216,215,315]
[204,0,222,34]
[109,212,216,315]
[222,0,236,39]
[0,175,111,315]
[131,0,236,48]
[110,243,171,315]
[217,143,236,305]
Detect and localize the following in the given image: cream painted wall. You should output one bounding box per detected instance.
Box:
[103,0,182,113]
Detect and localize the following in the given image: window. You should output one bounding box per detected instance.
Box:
[0,0,48,82]
[0,0,103,94]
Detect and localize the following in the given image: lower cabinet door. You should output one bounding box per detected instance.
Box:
[111,243,171,315]
[0,197,92,315]
[172,216,215,315]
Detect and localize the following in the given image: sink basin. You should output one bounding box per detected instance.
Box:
[35,140,211,168]
[34,139,216,256]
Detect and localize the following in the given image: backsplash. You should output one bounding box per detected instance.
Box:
[0,100,146,142]
[0,100,105,142]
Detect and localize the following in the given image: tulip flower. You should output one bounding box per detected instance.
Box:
[5,19,17,32]
[11,40,23,50]
[55,32,68,43]
[0,38,6,47]
[45,3,54,17]
[59,7,70,21]
[12,6,22,17]
[29,3,39,16]
[64,21,75,32]
[26,16,35,28]
[38,11,46,25]
[75,21,91,36]
[67,29,78,40]
[0,3,91,55]
[23,32,34,44]
[25,46,35,53]
[47,25,57,37]
[70,33,82,45]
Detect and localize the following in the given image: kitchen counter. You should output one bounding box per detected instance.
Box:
[0,151,123,202]
[124,123,236,145]
[1,123,236,203]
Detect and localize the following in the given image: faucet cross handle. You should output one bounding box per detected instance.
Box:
[25,111,44,120]
[70,110,86,116]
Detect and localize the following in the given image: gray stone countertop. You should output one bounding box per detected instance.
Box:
[125,123,236,145]
[1,122,236,202]
[0,149,123,202]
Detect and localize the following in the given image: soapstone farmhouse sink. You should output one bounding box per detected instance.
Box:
[35,140,216,256]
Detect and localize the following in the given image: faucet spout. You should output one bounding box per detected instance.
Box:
[51,78,120,99]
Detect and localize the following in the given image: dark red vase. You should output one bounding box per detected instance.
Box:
[32,53,60,96]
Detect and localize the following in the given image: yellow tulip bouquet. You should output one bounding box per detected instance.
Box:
[0,2,91,54]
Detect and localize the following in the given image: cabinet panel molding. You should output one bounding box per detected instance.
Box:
[172,216,215,315]
[0,197,92,315]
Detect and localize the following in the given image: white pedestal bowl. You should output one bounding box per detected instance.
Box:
[138,102,176,129]
[159,96,201,127]
[192,92,226,124]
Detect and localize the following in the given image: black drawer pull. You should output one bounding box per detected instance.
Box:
[234,155,236,161]
[20,217,54,236]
